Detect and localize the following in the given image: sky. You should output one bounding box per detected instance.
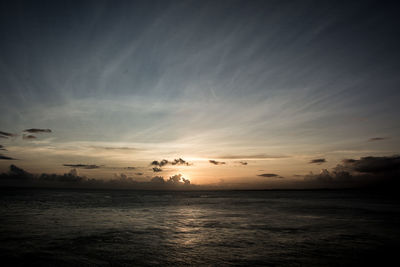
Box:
[0,0,400,189]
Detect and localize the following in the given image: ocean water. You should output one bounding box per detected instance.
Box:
[0,189,399,266]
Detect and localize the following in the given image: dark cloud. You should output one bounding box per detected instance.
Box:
[216,154,288,159]
[63,164,101,169]
[239,161,248,165]
[0,131,17,138]
[209,160,226,165]
[309,158,326,164]
[23,134,37,140]
[304,155,400,189]
[0,145,6,151]
[135,172,143,176]
[341,155,400,174]
[152,167,162,172]
[151,158,191,168]
[368,137,388,142]
[151,159,168,167]
[0,154,16,160]
[24,128,52,133]
[258,173,282,178]
[171,158,191,166]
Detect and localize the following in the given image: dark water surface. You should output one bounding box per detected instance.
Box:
[1,189,399,266]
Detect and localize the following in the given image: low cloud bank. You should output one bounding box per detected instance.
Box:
[303,155,400,189]
[0,165,195,190]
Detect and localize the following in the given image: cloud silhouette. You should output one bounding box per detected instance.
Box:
[24,128,52,133]
[171,158,191,166]
[0,131,17,138]
[135,172,144,176]
[63,164,101,169]
[258,173,282,178]
[239,161,248,165]
[23,134,37,140]
[209,160,226,165]
[0,154,16,160]
[152,167,162,172]
[309,158,326,164]
[368,137,388,142]
[151,159,168,167]
[151,158,191,168]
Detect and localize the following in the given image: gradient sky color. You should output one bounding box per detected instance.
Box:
[1,0,399,187]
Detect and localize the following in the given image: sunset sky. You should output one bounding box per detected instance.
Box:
[1,0,399,188]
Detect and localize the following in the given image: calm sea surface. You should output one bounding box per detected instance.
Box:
[0,189,399,266]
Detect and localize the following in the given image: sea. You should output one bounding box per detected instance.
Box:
[0,188,399,266]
